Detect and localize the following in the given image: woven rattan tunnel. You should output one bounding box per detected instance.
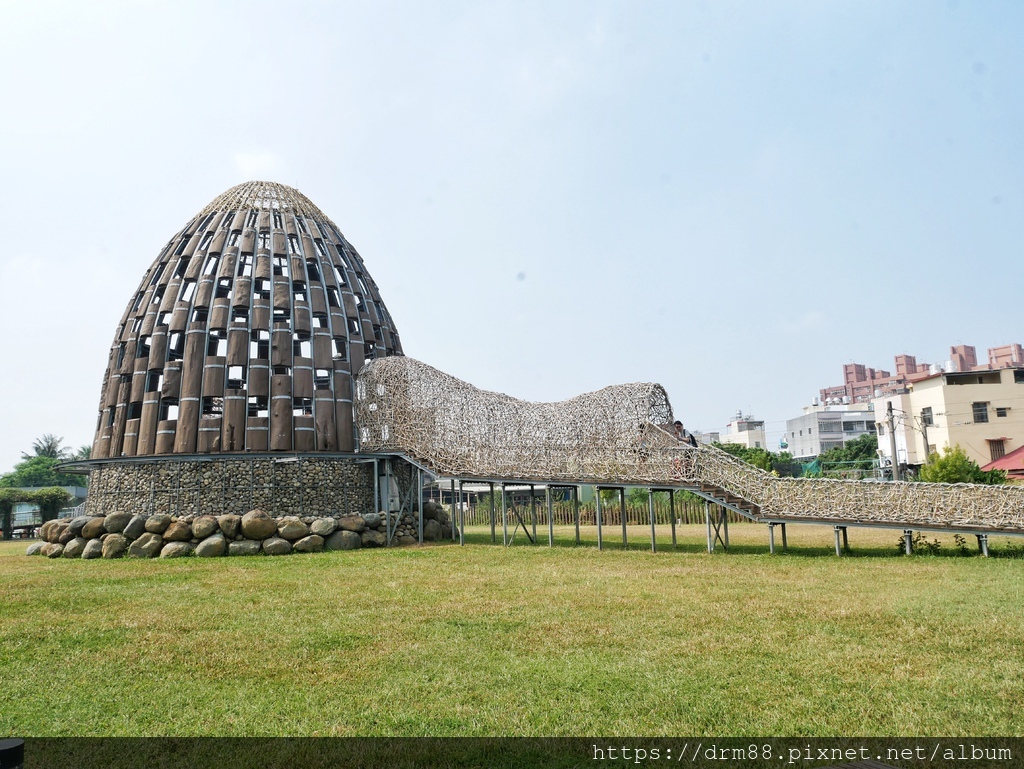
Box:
[91,181,403,458]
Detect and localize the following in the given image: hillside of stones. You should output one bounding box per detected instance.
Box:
[26,503,456,559]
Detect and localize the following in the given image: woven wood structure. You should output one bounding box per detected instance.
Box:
[356,356,1024,533]
[92,182,402,458]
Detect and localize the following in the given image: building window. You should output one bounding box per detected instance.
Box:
[921,407,933,426]
[996,407,1009,418]
[989,439,1006,461]
[972,402,989,424]
[1016,370,1024,384]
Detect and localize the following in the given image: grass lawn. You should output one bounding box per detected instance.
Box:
[2,523,1022,736]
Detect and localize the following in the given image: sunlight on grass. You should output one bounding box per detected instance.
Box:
[2,524,1022,736]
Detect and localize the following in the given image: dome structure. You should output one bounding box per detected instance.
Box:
[92,181,403,459]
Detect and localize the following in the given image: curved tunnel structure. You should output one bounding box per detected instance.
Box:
[357,356,1024,534]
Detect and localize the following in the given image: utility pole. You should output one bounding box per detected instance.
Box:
[920,410,931,464]
[887,401,901,481]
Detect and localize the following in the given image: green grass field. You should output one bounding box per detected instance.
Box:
[2,524,1023,737]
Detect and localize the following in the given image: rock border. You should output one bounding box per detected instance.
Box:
[26,502,455,559]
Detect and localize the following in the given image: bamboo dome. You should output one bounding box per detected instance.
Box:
[92,181,403,458]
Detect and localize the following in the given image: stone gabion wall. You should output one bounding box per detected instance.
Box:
[84,457,374,518]
[26,502,456,560]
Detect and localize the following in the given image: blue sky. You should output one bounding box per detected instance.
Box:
[1,0,1021,469]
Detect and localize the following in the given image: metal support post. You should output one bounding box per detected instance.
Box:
[903,529,913,555]
[619,487,627,549]
[842,527,849,551]
[546,486,554,547]
[596,487,603,551]
[372,458,380,522]
[833,526,843,557]
[669,490,677,548]
[530,484,537,544]
[458,480,465,547]
[721,507,729,549]
[489,482,496,544]
[781,523,788,550]
[977,534,989,557]
[705,499,713,553]
[501,483,508,547]
[768,523,775,554]
[573,486,581,545]
[450,479,457,542]
[385,459,394,545]
[417,469,424,545]
[648,488,656,553]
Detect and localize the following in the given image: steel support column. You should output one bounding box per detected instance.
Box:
[648,488,656,553]
[546,486,554,547]
[619,487,627,549]
[669,490,677,548]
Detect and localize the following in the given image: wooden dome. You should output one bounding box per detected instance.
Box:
[92,181,403,458]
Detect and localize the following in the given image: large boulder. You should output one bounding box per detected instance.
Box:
[325,530,361,551]
[25,541,45,556]
[217,514,241,539]
[49,521,69,543]
[292,535,324,553]
[162,521,192,542]
[82,539,104,559]
[122,515,148,540]
[276,517,308,541]
[362,512,382,528]
[39,521,55,542]
[67,516,93,537]
[102,534,128,559]
[160,541,194,558]
[103,512,132,533]
[262,537,292,556]
[57,527,77,545]
[423,519,443,542]
[361,530,387,548]
[241,510,277,540]
[195,533,227,557]
[228,539,261,556]
[422,501,444,521]
[63,537,88,558]
[145,514,172,534]
[309,518,337,537]
[128,532,163,558]
[81,517,107,539]
[192,516,218,539]
[43,543,64,558]
[338,516,365,533]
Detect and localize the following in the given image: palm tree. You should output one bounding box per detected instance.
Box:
[21,434,70,461]
[72,445,92,461]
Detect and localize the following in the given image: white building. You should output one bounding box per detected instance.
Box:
[873,366,1024,470]
[719,412,766,450]
[785,401,876,460]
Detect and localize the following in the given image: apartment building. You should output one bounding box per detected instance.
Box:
[820,342,1024,405]
[874,366,1024,469]
[785,403,876,461]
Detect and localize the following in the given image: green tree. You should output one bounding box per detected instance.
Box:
[22,433,71,461]
[713,443,792,472]
[0,455,86,489]
[917,445,1006,485]
[818,433,879,471]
